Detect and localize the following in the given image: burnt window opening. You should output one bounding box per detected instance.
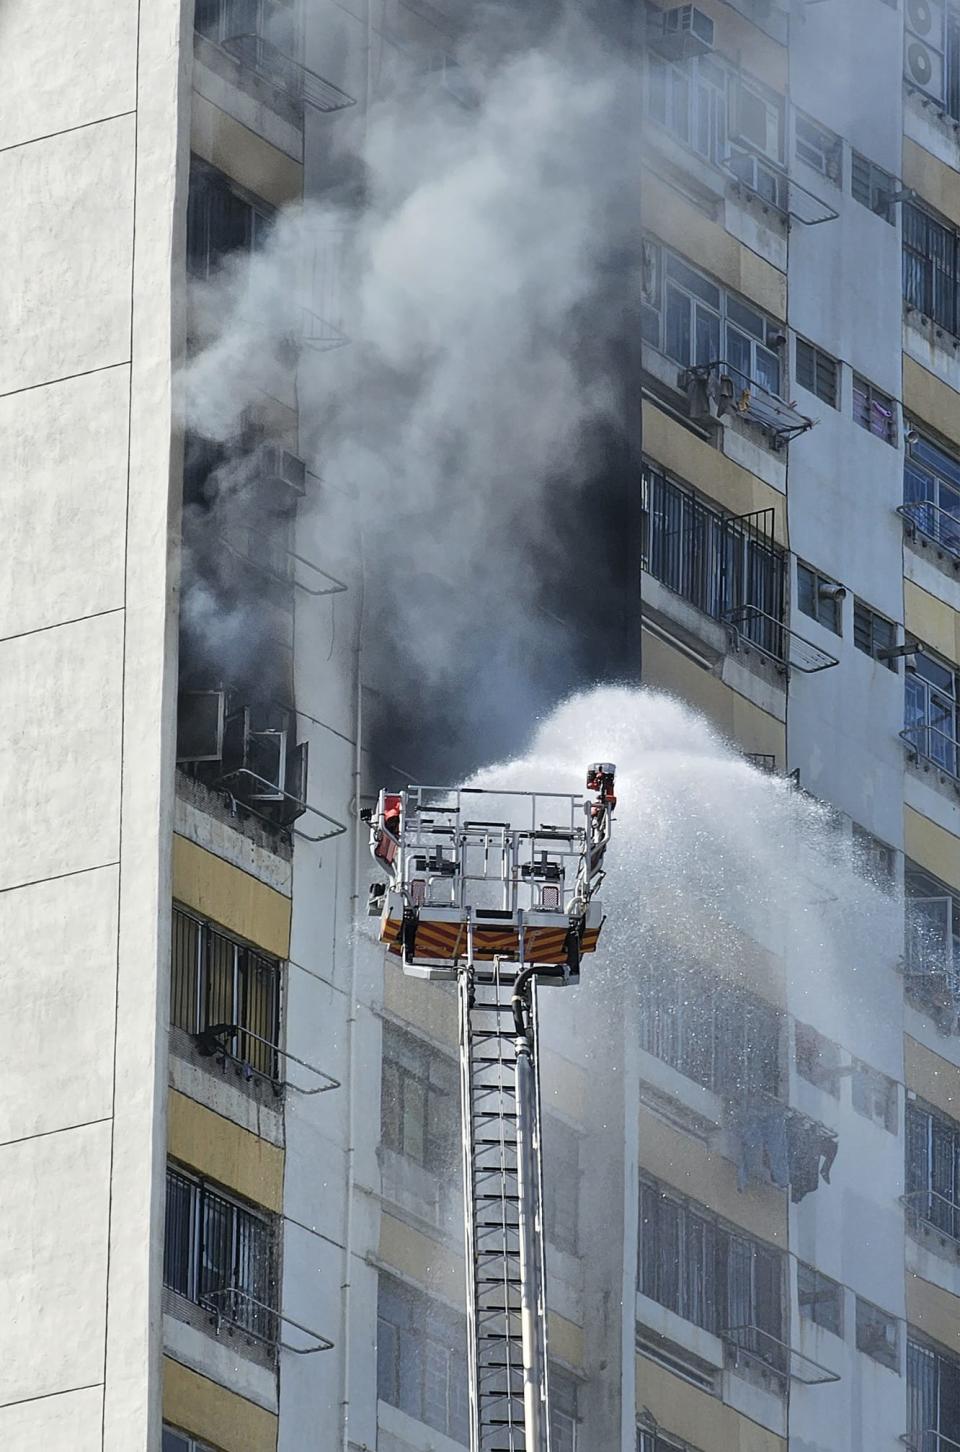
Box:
[170,904,281,1082]
[176,691,308,833]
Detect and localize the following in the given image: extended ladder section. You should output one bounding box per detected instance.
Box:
[366,767,616,1452]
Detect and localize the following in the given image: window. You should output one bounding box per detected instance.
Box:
[904,429,960,557]
[641,241,783,396]
[381,1023,458,1175]
[794,338,839,407]
[645,49,728,166]
[851,151,895,223]
[852,375,896,443]
[170,905,281,1080]
[636,953,782,1100]
[195,0,297,94]
[906,648,960,772]
[376,1274,469,1444]
[639,1433,693,1452]
[851,824,896,888]
[852,1061,898,1134]
[795,1022,841,1095]
[797,1263,843,1336]
[543,1118,580,1254]
[853,599,897,667]
[796,563,842,634]
[903,202,960,336]
[163,1165,275,1340]
[550,1367,580,1452]
[909,1338,960,1450]
[855,1298,899,1371]
[640,463,786,659]
[904,858,960,990]
[187,158,273,280]
[907,1100,960,1241]
[638,1176,784,1365]
[794,114,842,182]
[163,1432,218,1452]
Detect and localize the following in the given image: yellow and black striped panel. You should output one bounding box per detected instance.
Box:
[380,916,601,963]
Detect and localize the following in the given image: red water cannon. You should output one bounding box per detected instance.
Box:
[586,762,617,809]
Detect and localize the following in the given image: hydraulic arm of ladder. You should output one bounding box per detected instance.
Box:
[368,765,617,1452]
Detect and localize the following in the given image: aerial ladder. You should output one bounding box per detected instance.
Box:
[367,765,617,1452]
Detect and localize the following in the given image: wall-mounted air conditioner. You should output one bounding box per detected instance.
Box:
[256,444,306,503]
[650,4,715,62]
[905,0,946,103]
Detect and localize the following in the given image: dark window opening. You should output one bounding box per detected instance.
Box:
[170,905,281,1080]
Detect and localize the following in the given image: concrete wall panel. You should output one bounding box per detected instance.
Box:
[0,115,135,397]
[0,865,118,1143]
[0,1121,111,1405]
[0,1384,103,1452]
[0,367,129,642]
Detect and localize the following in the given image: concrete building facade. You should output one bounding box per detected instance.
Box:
[8,3,960,1452]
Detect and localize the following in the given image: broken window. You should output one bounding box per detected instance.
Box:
[380,1023,458,1176]
[163,1165,275,1341]
[376,1274,469,1443]
[855,1297,899,1371]
[638,1176,784,1356]
[170,905,281,1080]
[797,1262,843,1336]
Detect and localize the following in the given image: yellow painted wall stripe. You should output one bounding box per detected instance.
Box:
[637,1353,785,1452]
[904,355,960,454]
[643,403,788,545]
[904,138,960,232]
[168,1089,285,1214]
[173,834,291,958]
[905,1035,960,1121]
[163,1357,277,1452]
[642,169,786,321]
[905,805,960,891]
[904,579,960,663]
[191,93,302,208]
[907,1272,960,1358]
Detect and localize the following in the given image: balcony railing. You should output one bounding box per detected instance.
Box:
[902,1187,960,1248]
[680,361,814,445]
[901,723,960,782]
[222,32,356,113]
[721,1325,840,1385]
[202,1287,334,1354]
[902,1433,960,1452]
[724,605,840,674]
[724,152,839,227]
[196,1022,341,1096]
[899,501,960,563]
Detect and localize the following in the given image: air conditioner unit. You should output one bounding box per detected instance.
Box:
[906,0,946,101]
[651,5,715,61]
[257,444,306,498]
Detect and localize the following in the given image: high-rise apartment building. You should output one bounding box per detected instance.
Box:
[8,2,960,1452]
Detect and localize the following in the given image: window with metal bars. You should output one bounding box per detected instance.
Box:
[794,338,839,407]
[903,201,960,335]
[852,375,896,443]
[853,599,898,668]
[638,1177,785,1369]
[380,1022,458,1176]
[909,1337,960,1448]
[636,953,782,1100]
[904,429,960,557]
[163,1430,219,1452]
[906,648,960,772]
[851,151,895,223]
[640,463,786,658]
[163,1166,276,1342]
[797,1263,843,1336]
[796,562,842,634]
[376,1274,470,1444]
[186,157,273,281]
[170,904,281,1081]
[907,1100,960,1242]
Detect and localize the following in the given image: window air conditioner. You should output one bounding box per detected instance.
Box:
[651,5,715,62]
[905,0,946,102]
[256,443,307,502]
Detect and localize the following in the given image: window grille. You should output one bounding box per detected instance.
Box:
[796,563,842,633]
[794,338,839,407]
[636,954,782,1100]
[641,241,783,396]
[797,1263,843,1336]
[851,152,895,223]
[376,1274,469,1443]
[163,1167,275,1341]
[906,649,960,773]
[904,202,960,337]
[638,1176,785,1364]
[853,599,898,667]
[907,1101,960,1242]
[904,858,960,997]
[187,158,273,280]
[852,376,896,443]
[380,1022,458,1176]
[909,1337,960,1449]
[904,430,960,557]
[640,463,786,659]
[855,1297,899,1371]
[170,906,281,1079]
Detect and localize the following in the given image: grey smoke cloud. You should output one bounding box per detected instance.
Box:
[180,3,643,764]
